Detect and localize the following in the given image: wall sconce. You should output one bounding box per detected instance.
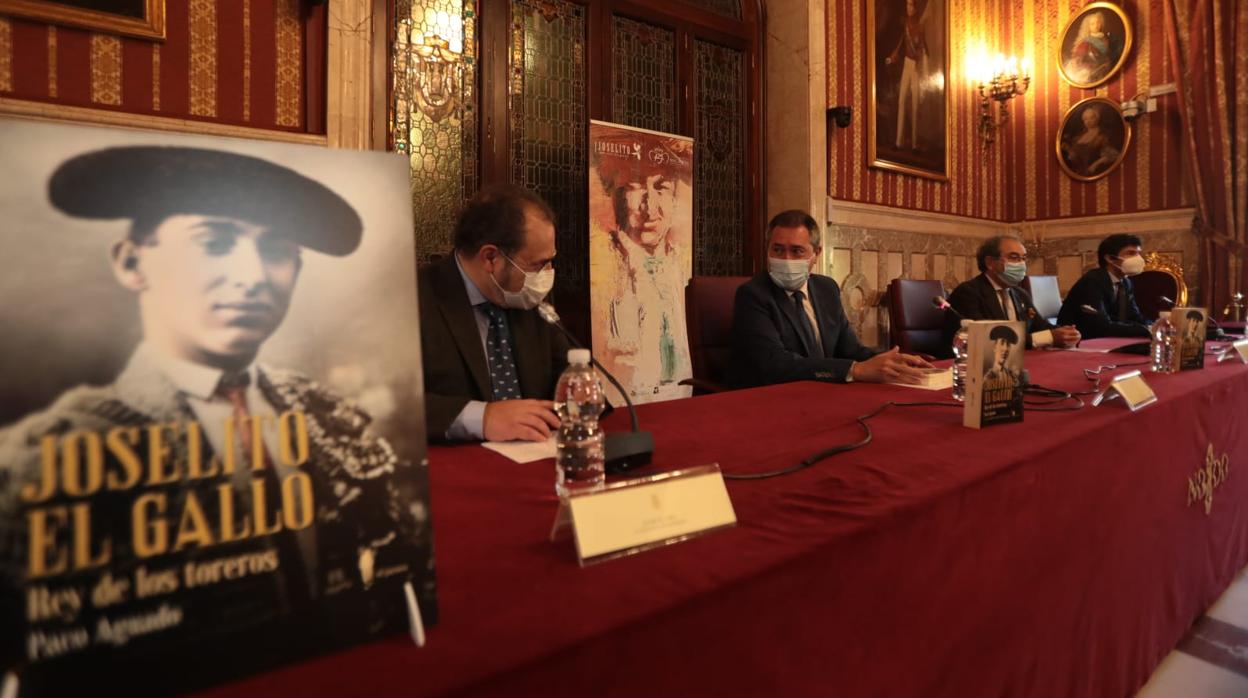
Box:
[974,54,1030,147]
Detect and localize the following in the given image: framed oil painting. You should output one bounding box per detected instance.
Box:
[1057,1,1132,89]
[867,0,950,181]
[0,0,165,40]
[1056,97,1131,181]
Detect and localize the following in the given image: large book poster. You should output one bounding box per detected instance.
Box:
[588,120,694,405]
[963,320,1026,429]
[0,119,436,694]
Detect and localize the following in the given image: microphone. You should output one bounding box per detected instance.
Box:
[1080,304,1101,316]
[933,296,965,320]
[1159,295,1175,307]
[537,302,654,474]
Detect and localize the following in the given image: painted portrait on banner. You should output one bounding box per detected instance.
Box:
[867,0,950,180]
[1056,96,1131,181]
[0,119,435,694]
[589,120,694,405]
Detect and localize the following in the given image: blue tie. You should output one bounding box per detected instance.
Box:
[480,303,522,400]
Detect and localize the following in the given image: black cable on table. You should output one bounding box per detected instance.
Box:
[723,401,961,481]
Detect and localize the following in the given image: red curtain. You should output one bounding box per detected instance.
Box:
[1164,0,1248,315]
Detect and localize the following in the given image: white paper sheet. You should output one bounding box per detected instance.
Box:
[482,436,557,463]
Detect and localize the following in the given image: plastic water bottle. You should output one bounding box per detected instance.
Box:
[554,349,606,498]
[1150,311,1178,374]
[951,320,970,401]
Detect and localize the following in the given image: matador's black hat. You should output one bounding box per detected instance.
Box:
[989,325,1020,344]
[48,146,362,256]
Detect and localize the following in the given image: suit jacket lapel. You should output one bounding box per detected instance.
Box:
[769,281,814,357]
[432,256,493,399]
[975,275,1008,321]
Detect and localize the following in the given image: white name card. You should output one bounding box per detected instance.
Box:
[1217,338,1248,364]
[557,464,736,566]
[1091,369,1157,412]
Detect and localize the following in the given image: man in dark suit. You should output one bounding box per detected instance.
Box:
[944,234,1081,350]
[1056,233,1151,338]
[419,184,570,442]
[730,210,931,388]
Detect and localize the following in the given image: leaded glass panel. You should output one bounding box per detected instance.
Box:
[610,15,676,134]
[509,0,588,291]
[694,39,747,276]
[393,0,479,266]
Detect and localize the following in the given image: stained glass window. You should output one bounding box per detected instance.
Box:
[510,0,588,292]
[392,0,478,267]
[693,39,747,276]
[610,15,676,134]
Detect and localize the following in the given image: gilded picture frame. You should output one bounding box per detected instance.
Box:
[1055,96,1131,182]
[0,0,165,40]
[867,0,950,181]
[1057,1,1132,89]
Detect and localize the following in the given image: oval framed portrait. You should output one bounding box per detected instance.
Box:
[1056,97,1132,182]
[1057,1,1133,89]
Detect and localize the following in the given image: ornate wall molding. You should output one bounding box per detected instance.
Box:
[1013,207,1196,240]
[0,96,327,144]
[828,197,1010,238]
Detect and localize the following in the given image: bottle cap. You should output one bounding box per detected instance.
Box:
[568,348,591,365]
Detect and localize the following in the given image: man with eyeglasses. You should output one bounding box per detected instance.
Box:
[944,234,1081,352]
[419,184,570,443]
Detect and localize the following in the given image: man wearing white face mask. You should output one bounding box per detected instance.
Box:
[943,234,1081,353]
[419,184,570,442]
[1057,233,1151,339]
[730,210,932,387]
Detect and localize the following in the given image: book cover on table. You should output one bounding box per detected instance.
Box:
[1172,307,1208,371]
[963,320,1026,429]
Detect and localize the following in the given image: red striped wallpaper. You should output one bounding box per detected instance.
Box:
[0,0,325,133]
[1009,0,1189,222]
[828,0,1190,223]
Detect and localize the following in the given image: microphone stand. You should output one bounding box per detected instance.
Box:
[537,303,654,474]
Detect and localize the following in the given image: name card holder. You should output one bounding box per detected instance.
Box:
[1216,338,1248,364]
[550,464,737,567]
[1091,369,1157,412]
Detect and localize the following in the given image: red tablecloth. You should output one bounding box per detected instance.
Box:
[204,350,1248,697]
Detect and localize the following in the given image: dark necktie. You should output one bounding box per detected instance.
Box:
[217,372,310,611]
[792,290,820,357]
[1115,282,1128,321]
[480,303,522,400]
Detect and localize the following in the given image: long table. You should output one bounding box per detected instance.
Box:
[206,348,1248,697]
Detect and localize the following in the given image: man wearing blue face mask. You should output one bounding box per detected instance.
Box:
[419,184,570,442]
[944,234,1081,351]
[729,210,932,387]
